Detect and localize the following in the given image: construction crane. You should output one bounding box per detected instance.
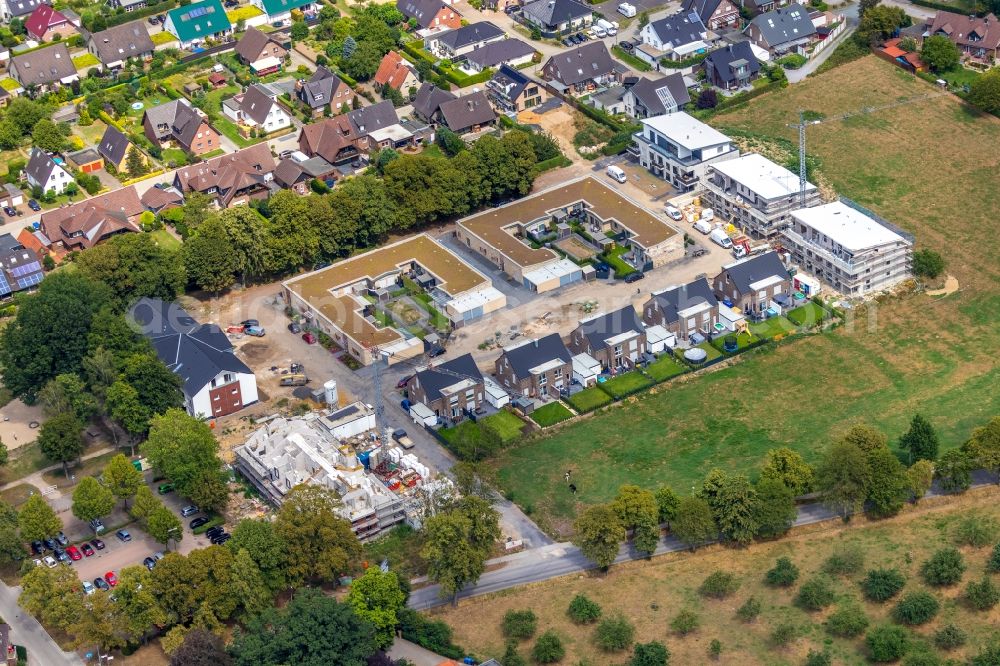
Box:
[368,344,393,458]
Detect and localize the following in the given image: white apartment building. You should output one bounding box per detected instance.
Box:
[632,112,738,192]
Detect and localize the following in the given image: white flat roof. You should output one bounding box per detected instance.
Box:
[522,258,582,286]
[712,153,815,200]
[446,286,506,314]
[644,324,671,344]
[251,55,281,71]
[791,201,907,252]
[641,111,731,151]
[674,40,709,56]
[369,124,413,143]
[749,274,784,291]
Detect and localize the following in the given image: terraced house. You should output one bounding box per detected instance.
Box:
[642,277,720,343]
[407,354,485,423]
[495,333,573,399]
[164,0,232,49]
[568,306,647,372]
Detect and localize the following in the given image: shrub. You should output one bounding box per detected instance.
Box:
[972,644,1000,666]
[594,614,635,652]
[933,624,966,650]
[825,603,869,638]
[805,650,832,666]
[765,557,799,587]
[822,545,864,576]
[670,609,699,636]
[912,248,945,279]
[953,515,998,548]
[795,577,835,611]
[567,594,602,624]
[862,568,907,602]
[503,641,527,666]
[397,608,465,659]
[699,570,740,599]
[892,591,940,625]
[988,542,1000,573]
[902,652,942,666]
[965,576,1000,611]
[867,625,910,663]
[708,639,722,660]
[736,597,761,623]
[921,548,966,586]
[502,610,537,640]
[771,622,798,647]
[629,641,670,666]
[531,631,565,664]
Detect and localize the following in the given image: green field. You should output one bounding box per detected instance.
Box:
[490,57,1000,538]
[530,402,574,428]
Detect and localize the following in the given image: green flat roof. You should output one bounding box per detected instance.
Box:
[258,0,312,16]
[167,0,232,43]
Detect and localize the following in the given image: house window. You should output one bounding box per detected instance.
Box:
[538,375,547,386]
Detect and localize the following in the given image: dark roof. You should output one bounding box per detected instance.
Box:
[274,156,336,186]
[414,353,483,402]
[97,124,132,165]
[88,20,154,65]
[521,0,591,28]
[235,26,277,61]
[682,0,726,24]
[130,297,254,399]
[627,73,691,115]
[436,21,504,50]
[397,0,451,29]
[577,306,645,352]
[750,4,816,47]
[488,64,531,100]
[647,11,707,48]
[25,148,59,186]
[144,99,208,149]
[347,99,400,134]
[297,66,347,109]
[11,43,76,86]
[0,233,20,254]
[438,90,496,133]
[543,41,615,86]
[6,0,42,18]
[703,41,760,84]
[0,243,43,297]
[720,251,789,294]
[649,277,717,325]
[501,333,572,380]
[239,84,276,125]
[465,38,535,68]
[141,186,184,212]
[412,82,456,121]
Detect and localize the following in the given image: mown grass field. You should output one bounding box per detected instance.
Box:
[489,57,1000,537]
[434,487,1000,666]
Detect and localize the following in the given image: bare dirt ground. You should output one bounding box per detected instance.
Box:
[0,400,44,451]
[520,106,582,162]
[927,275,960,297]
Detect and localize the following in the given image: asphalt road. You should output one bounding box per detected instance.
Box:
[0,584,81,665]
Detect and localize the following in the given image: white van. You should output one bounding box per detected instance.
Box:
[700,208,715,222]
[597,18,618,35]
[606,165,627,183]
[709,228,733,249]
[618,2,637,17]
[592,25,608,38]
[693,220,712,234]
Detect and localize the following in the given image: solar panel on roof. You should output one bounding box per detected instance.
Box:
[17,273,42,290]
[0,274,10,297]
[9,261,40,278]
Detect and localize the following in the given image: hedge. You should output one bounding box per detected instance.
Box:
[401,40,437,66]
[660,52,707,69]
[611,45,651,72]
[192,516,224,535]
[442,67,493,87]
[533,154,572,173]
[910,0,986,14]
[97,110,125,131]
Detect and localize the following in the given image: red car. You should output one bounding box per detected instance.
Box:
[105,571,118,587]
[66,546,82,561]
[302,332,317,345]
[81,543,95,557]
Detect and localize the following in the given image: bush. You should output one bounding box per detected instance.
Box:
[192,516,224,535]
[825,603,869,638]
[921,548,966,586]
[771,622,798,647]
[594,614,634,652]
[795,577,835,611]
[670,609,699,636]
[397,609,465,659]
[629,641,670,666]
[953,515,998,548]
[912,248,945,279]
[699,570,740,599]
[765,557,800,587]
[531,631,565,663]
[965,576,1000,611]
[892,591,940,625]
[988,542,1000,573]
[933,624,967,650]
[805,650,832,666]
[822,545,864,575]
[736,597,761,623]
[902,652,942,666]
[862,568,907,602]
[567,594,602,624]
[867,625,910,663]
[502,610,537,640]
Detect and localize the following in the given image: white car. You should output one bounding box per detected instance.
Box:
[32,558,42,568]
[43,556,57,568]
[82,581,95,595]
[664,204,683,221]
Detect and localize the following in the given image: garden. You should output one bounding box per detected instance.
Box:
[529,402,574,428]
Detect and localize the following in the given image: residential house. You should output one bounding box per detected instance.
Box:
[373,51,420,93]
[486,64,547,113]
[702,153,821,238]
[164,0,232,50]
[251,0,313,25]
[222,83,292,135]
[928,10,1000,65]
[297,114,362,164]
[408,353,485,423]
[131,297,259,418]
[783,201,913,295]
[295,66,356,117]
[425,21,505,59]
[273,154,337,194]
[464,38,535,73]
[541,42,620,94]
[412,81,456,123]
[9,43,77,91]
[742,0,789,14]
[438,90,497,134]
[38,187,144,251]
[24,148,72,196]
[494,333,573,399]
[234,26,287,73]
[396,0,461,31]
[712,251,791,318]
[106,0,148,12]
[632,111,739,192]
[746,4,816,55]
[0,0,41,22]
[568,306,647,372]
[143,98,220,156]
[347,99,413,151]
[638,11,711,65]
[97,124,144,173]
[173,144,276,207]
[702,41,760,89]
[25,4,76,41]
[519,0,592,37]
[0,235,44,298]
[140,186,184,214]
[86,20,155,70]
[622,73,690,119]
[642,277,719,343]
[682,0,739,30]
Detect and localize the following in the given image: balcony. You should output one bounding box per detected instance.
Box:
[633,133,702,166]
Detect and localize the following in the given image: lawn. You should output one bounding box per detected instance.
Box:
[150,32,177,45]
[565,386,612,414]
[73,53,100,70]
[786,301,830,327]
[73,119,109,147]
[149,229,180,250]
[598,371,653,399]
[0,78,20,92]
[748,315,795,340]
[490,57,1000,538]
[160,148,190,167]
[530,402,574,428]
[644,354,687,382]
[480,410,528,444]
[601,245,635,277]
[0,483,38,508]
[675,341,722,365]
[611,45,652,72]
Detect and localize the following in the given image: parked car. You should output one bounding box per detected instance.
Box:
[301,332,317,344]
[157,483,174,494]
[89,518,105,534]
[116,529,132,543]
[30,540,44,555]
[66,546,82,561]
[180,505,200,517]
[148,16,159,24]
[104,571,118,587]
[82,581,95,595]
[428,346,446,358]
[81,543,95,557]
[240,319,259,328]
[619,40,634,52]
[691,247,708,257]
[288,322,301,334]
[43,537,57,551]
[94,577,110,591]
[55,532,68,546]
[189,517,210,530]
[3,207,16,217]
[205,526,225,538]
[54,548,68,563]
[624,272,645,283]
[43,556,57,568]
[561,37,572,46]
[245,326,266,337]
[396,375,413,389]
[90,538,105,551]
[27,199,40,211]
[664,204,683,221]
[143,557,156,571]
[210,532,230,545]
[152,551,165,561]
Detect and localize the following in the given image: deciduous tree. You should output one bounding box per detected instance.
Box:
[147,504,183,548]
[18,494,61,543]
[911,248,946,279]
[920,35,960,72]
[752,477,797,538]
[227,519,288,592]
[654,485,680,524]
[71,477,115,527]
[141,409,222,501]
[899,414,940,463]
[76,233,185,306]
[346,567,406,648]
[423,511,488,604]
[170,628,232,666]
[965,416,1000,481]
[865,445,909,518]
[816,438,871,519]
[18,564,83,631]
[115,565,167,643]
[710,474,759,545]
[671,496,717,550]
[907,460,934,502]
[37,413,85,477]
[936,448,973,493]
[67,589,125,652]
[572,504,625,569]
[182,216,237,294]
[274,484,361,587]
[37,373,98,422]
[229,547,272,621]
[130,485,162,524]
[106,380,149,449]
[760,447,814,494]
[121,354,184,420]
[611,485,659,530]
[0,500,22,564]
[103,453,142,508]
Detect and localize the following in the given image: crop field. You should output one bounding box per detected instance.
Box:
[433,487,1000,666]
[489,57,1000,537]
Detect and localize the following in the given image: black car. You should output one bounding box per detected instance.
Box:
[43,537,57,551]
[190,517,210,530]
[54,548,68,562]
[3,207,16,217]
[619,40,634,51]
[210,533,230,545]
[428,346,446,358]
[561,37,573,47]
[205,526,225,538]
[31,541,44,555]
[143,557,156,571]
[288,322,301,334]
[691,247,708,257]
[240,319,259,328]
[91,538,105,550]
[27,199,40,211]
[55,532,68,547]
[624,272,645,283]
[94,577,110,591]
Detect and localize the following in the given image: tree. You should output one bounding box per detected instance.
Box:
[899,414,940,463]
[218,206,267,282]
[38,373,97,423]
[863,568,907,602]
[170,629,232,666]
[185,469,229,513]
[706,473,759,545]
[531,631,565,664]
[567,594,602,624]
[142,409,222,500]
[611,485,658,530]
[921,548,966,586]
[0,498,21,565]
[936,448,973,493]
[816,438,870,519]
[893,591,940,625]
[752,477,797,538]
[671,496,716,549]
[795,577,835,611]
[856,5,909,44]
[765,557,800,587]
[71,477,115,528]
[342,34,357,58]
[103,454,142,508]
[630,641,670,666]
[965,576,1000,611]
[654,486,680,524]
[227,519,288,592]
[695,88,718,109]
[670,609,699,635]
[572,504,625,569]
[907,460,934,502]
[911,248,946,279]
[595,614,635,652]
[966,416,1000,481]
[115,565,167,643]
[76,233,185,306]
[67,589,125,653]
[760,447,814,495]
[501,609,537,641]
[859,0,880,17]
[182,216,237,294]
[147,505,183,548]
[290,20,309,40]
[866,445,909,518]
[230,588,376,666]
[423,511,488,604]
[347,567,406,649]
[18,564,83,631]
[229,547,273,621]
[866,625,910,663]
[126,146,148,179]
[38,413,85,477]
[31,119,66,153]
[920,35,960,72]
[275,484,361,587]
[121,354,184,419]
[130,485,162,524]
